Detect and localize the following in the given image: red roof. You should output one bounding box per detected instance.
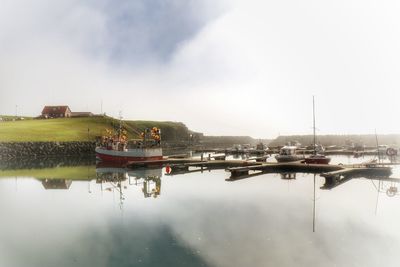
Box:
[41,106,71,114]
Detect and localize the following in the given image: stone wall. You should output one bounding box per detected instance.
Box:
[0,142,96,159]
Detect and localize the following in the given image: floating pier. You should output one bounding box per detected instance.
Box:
[320,166,392,179]
[320,165,393,189]
[226,162,345,179]
[127,158,204,168]
[167,160,261,175]
[127,153,396,184]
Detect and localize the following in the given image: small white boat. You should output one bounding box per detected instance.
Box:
[378,145,388,155]
[275,146,304,162]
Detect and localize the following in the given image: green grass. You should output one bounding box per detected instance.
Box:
[0,166,96,180]
[0,116,190,142]
[0,117,114,142]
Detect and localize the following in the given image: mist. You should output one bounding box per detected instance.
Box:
[1,0,400,137]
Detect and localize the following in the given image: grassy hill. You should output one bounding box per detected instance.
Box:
[0,116,191,142]
[0,165,96,180]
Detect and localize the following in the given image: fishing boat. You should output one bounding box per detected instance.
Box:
[95,121,163,164]
[275,146,304,162]
[304,96,331,164]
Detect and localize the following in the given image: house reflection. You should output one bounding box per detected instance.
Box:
[41,179,72,190]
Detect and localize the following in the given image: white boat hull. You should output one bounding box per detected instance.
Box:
[95,147,163,163]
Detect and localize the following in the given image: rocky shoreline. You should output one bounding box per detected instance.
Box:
[0,142,96,159]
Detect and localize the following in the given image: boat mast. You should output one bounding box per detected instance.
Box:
[375,129,381,164]
[118,111,122,141]
[313,173,316,232]
[313,96,316,155]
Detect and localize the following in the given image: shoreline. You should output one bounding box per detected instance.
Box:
[0,141,96,159]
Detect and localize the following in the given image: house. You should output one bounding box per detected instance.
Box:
[41,106,72,118]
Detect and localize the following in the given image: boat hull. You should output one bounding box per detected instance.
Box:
[96,147,163,163]
[275,155,304,162]
[304,156,331,164]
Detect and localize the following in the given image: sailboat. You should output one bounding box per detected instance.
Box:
[304,96,331,164]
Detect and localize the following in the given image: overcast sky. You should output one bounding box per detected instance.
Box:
[1,0,400,138]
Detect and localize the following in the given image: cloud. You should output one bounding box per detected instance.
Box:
[1,0,400,137]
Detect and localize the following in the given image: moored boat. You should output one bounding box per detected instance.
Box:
[96,126,163,164]
[95,147,163,163]
[275,146,304,162]
[304,154,331,164]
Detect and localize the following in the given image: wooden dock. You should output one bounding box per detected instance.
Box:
[226,162,345,179]
[127,155,396,185]
[319,165,393,189]
[127,158,205,168]
[167,160,261,175]
[320,166,392,179]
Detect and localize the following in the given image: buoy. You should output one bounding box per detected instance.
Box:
[386,186,398,197]
[386,148,397,156]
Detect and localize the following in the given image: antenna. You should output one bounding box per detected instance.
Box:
[118,111,123,140]
[375,129,380,164]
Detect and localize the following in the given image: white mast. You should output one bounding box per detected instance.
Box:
[313,96,316,155]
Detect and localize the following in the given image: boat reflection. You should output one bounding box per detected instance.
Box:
[280,172,297,180]
[320,171,400,196]
[371,178,400,197]
[96,163,163,200]
[22,162,165,201]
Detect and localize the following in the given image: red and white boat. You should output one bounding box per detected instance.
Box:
[96,147,163,163]
[96,126,163,164]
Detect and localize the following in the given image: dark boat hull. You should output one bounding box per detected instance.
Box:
[304,156,331,164]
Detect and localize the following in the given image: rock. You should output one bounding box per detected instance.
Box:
[0,141,96,159]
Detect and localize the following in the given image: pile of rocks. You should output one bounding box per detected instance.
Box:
[0,141,96,159]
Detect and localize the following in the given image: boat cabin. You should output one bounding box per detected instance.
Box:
[279,146,298,156]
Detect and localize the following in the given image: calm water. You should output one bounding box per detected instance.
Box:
[1,155,400,267]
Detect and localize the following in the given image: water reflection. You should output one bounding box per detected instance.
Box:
[41,179,72,189]
[96,164,163,206]
[371,178,400,197]
[0,155,95,170]
[1,156,400,267]
[321,171,400,192]
[280,172,297,180]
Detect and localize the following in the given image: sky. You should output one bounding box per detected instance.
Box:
[1,0,400,138]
